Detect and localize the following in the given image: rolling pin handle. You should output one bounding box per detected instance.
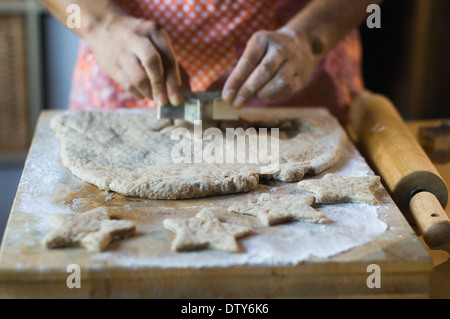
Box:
[409,191,450,249]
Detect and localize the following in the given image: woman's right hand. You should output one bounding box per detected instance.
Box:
[85,15,183,106]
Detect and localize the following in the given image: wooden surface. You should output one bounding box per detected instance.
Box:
[0,108,432,299]
[406,119,450,299]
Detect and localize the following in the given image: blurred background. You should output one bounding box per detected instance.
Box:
[0,0,449,241]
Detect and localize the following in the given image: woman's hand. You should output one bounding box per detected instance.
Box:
[86,15,183,106]
[222,28,321,109]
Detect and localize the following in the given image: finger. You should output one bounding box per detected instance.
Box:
[179,66,191,91]
[256,64,301,100]
[164,59,183,106]
[134,38,167,106]
[233,46,286,109]
[222,32,267,103]
[115,67,146,100]
[148,28,183,106]
[119,55,153,100]
[128,85,146,100]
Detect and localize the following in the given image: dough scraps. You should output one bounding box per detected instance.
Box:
[228,193,328,226]
[51,110,346,199]
[297,173,381,205]
[43,207,136,252]
[163,208,253,252]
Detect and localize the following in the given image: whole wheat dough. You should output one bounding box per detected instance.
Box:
[51,110,346,199]
[43,207,136,252]
[229,193,328,226]
[297,173,381,205]
[163,208,253,252]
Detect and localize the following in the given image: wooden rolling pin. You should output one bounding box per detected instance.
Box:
[349,90,450,249]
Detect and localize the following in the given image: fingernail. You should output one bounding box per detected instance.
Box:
[223,89,235,102]
[170,93,183,106]
[233,96,246,109]
[157,93,168,107]
[142,87,152,99]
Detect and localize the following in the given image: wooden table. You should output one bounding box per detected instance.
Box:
[0,109,433,298]
[406,119,450,298]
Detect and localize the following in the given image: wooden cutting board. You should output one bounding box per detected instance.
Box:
[0,108,432,298]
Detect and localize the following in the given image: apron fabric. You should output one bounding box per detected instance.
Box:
[69,0,363,124]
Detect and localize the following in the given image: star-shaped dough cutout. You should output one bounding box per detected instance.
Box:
[163,209,253,252]
[43,207,136,252]
[228,193,328,226]
[297,173,381,205]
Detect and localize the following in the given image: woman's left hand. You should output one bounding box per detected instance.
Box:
[222,28,321,109]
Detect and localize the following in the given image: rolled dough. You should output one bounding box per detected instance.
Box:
[297,173,381,205]
[163,208,253,252]
[51,110,346,199]
[43,207,136,252]
[228,193,328,226]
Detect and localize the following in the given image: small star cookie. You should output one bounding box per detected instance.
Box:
[297,173,381,205]
[163,208,253,252]
[228,193,328,226]
[43,207,136,252]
